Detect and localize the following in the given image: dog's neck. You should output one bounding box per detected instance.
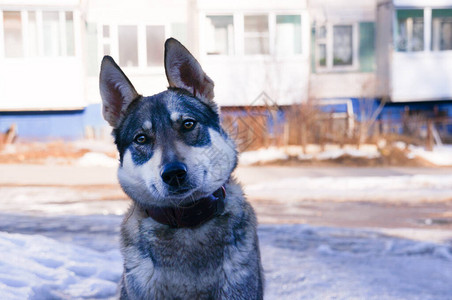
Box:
[144,186,226,228]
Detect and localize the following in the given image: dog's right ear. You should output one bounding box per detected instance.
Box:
[164,38,216,111]
[99,56,140,128]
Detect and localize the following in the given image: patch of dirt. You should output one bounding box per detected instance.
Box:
[251,198,452,230]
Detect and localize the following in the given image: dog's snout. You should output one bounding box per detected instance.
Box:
[161,162,187,186]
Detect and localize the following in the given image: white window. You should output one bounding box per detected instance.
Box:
[275,15,302,56]
[146,25,165,67]
[432,9,452,51]
[101,25,111,56]
[101,23,169,70]
[244,15,269,55]
[43,11,61,56]
[203,13,303,57]
[316,23,357,70]
[333,25,353,66]
[205,15,234,55]
[118,25,138,67]
[316,26,327,67]
[65,12,75,56]
[395,9,424,52]
[3,11,23,57]
[1,9,76,58]
[27,11,39,56]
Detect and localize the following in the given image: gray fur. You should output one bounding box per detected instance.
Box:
[100,38,264,299]
[119,180,263,299]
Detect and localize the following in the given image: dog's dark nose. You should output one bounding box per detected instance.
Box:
[161,162,187,187]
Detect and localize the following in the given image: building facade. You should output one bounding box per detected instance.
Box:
[0,0,451,140]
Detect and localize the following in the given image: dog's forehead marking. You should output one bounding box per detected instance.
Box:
[170,112,181,122]
[143,120,152,130]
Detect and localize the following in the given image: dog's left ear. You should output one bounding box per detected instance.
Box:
[164,38,216,110]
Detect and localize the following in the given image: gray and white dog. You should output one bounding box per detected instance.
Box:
[99,38,263,299]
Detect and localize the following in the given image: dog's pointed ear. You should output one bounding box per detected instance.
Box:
[164,38,216,109]
[99,56,140,128]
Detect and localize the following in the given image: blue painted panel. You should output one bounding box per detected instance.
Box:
[0,110,85,140]
[0,103,108,141]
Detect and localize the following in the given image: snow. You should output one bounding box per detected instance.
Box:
[245,174,452,202]
[409,145,452,166]
[0,214,122,299]
[76,152,119,167]
[1,165,452,298]
[239,144,452,166]
[0,215,451,299]
[308,147,381,160]
[239,147,289,165]
[239,145,381,165]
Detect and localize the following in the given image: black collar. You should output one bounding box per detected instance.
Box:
[145,186,226,228]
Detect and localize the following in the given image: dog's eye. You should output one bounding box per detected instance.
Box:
[134,134,147,144]
[182,119,196,131]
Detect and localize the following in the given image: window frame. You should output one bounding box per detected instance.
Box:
[204,14,235,56]
[390,7,452,54]
[0,8,78,60]
[394,8,425,52]
[200,11,305,58]
[99,23,170,74]
[275,14,303,56]
[243,13,271,56]
[431,8,452,52]
[315,22,359,72]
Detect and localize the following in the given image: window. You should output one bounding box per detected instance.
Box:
[244,15,269,55]
[396,9,424,52]
[43,11,61,56]
[432,9,452,51]
[275,15,301,55]
[146,25,165,66]
[118,25,138,67]
[28,11,39,56]
[316,24,356,69]
[205,15,234,55]
[203,14,303,56]
[2,10,75,58]
[316,26,327,67]
[318,44,327,67]
[171,23,187,46]
[3,11,23,57]
[102,24,168,69]
[333,25,353,66]
[65,12,75,56]
[101,25,111,55]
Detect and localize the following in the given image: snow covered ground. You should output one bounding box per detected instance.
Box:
[408,145,452,166]
[239,144,452,166]
[0,214,451,299]
[0,164,452,299]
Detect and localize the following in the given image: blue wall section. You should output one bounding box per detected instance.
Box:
[0,103,107,141]
[317,98,452,135]
[1,101,451,141]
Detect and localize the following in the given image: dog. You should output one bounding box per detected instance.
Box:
[99,38,264,299]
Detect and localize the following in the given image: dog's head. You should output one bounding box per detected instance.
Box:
[99,38,237,208]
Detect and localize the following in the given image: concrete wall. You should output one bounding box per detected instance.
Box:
[309,0,378,100]
[392,52,452,101]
